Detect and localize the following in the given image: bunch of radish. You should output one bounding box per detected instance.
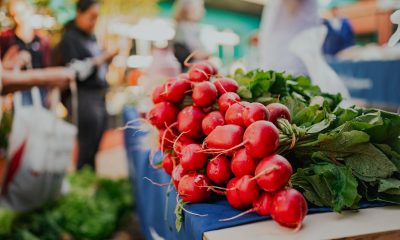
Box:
[147,61,308,229]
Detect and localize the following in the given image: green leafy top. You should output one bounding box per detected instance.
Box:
[232,69,400,212]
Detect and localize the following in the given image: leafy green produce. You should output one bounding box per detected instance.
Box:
[234,69,400,212]
[0,111,13,159]
[0,168,133,240]
[291,163,360,212]
[0,208,17,235]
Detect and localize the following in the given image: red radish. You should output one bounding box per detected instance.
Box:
[188,62,213,82]
[181,144,208,171]
[253,192,274,216]
[204,125,244,154]
[218,92,241,113]
[192,81,218,107]
[243,121,279,158]
[163,78,191,103]
[271,188,308,229]
[174,136,196,158]
[255,154,293,192]
[177,106,206,139]
[231,149,258,178]
[220,191,273,222]
[226,178,250,210]
[159,128,177,151]
[243,102,269,127]
[225,102,250,127]
[152,85,165,104]
[214,78,239,95]
[266,103,292,125]
[148,102,180,129]
[202,111,225,135]
[162,153,176,175]
[178,173,212,203]
[236,175,260,205]
[202,106,213,114]
[172,164,187,189]
[206,156,231,184]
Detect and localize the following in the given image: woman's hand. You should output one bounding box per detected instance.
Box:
[2,46,32,70]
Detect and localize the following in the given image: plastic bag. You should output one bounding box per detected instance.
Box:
[290,26,350,99]
[0,87,77,211]
[388,10,400,47]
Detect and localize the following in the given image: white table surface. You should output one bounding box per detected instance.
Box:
[204,206,400,240]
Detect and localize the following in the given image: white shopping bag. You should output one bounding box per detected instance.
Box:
[290,26,351,99]
[1,87,77,211]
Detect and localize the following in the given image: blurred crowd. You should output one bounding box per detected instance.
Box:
[0,0,357,169]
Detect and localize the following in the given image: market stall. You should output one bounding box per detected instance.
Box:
[123,107,395,240]
[123,59,400,239]
[330,59,400,108]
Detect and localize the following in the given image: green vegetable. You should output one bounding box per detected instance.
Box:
[175,199,185,232]
[0,111,13,159]
[0,168,133,240]
[378,178,400,195]
[291,163,360,212]
[0,208,17,235]
[234,69,400,212]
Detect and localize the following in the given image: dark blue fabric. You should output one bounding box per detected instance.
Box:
[20,88,48,106]
[323,18,355,56]
[123,107,388,240]
[330,60,400,107]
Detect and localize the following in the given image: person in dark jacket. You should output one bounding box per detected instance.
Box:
[56,0,117,170]
[323,7,355,56]
[0,0,52,105]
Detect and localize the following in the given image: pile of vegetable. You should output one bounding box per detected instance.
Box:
[146,61,400,230]
[0,111,13,160]
[0,168,133,240]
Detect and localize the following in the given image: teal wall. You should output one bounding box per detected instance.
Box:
[158,2,261,58]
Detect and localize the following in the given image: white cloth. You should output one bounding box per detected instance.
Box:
[290,26,351,99]
[388,10,400,47]
[1,87,77,211]
[258,0,320,75]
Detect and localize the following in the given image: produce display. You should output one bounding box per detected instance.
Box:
[0,168,133,240]
[146,61,400,230]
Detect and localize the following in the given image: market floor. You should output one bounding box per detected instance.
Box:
[94,129,146,240]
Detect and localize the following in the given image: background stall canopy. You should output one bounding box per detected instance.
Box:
[323,0,357,8]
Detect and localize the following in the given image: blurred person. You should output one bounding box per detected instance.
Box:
[322,7,355,57]
[173,0,209,70]
[56,0,117,170]
[258,0,320,76]
[0,0,51,104]
[1,48,74,94]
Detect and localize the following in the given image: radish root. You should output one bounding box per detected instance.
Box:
[176,194,208,217]
[184,51,198,67]
[199,140,248,155]
[251,166,280,181]
[144,177,171,187]
[161,122,178,152]
[219,208,256,222]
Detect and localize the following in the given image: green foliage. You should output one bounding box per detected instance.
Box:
[292,163,360,212]
[0,111,13,158]
[175,199,185,232]
[0,168,133,240]
[234,69,400,212]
